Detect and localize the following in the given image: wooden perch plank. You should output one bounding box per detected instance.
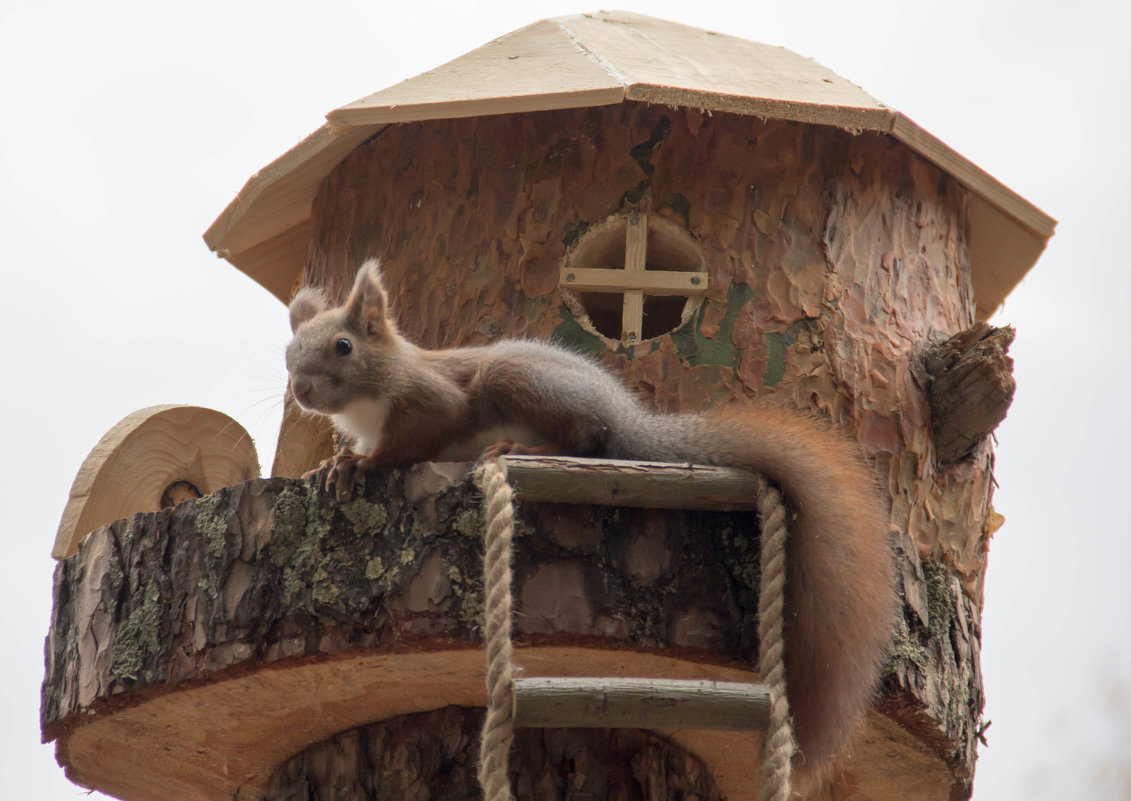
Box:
[502,455,761,510]
[513,677,770,731]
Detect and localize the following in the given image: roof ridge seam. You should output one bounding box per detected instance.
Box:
[553,18,630,88]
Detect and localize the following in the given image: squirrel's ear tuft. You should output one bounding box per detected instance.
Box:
[346,258,390,336]
[289,286,328,332]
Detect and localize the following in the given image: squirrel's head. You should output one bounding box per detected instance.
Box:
[285,259,400,415]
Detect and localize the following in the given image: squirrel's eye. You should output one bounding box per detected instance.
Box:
[335,338,353,356]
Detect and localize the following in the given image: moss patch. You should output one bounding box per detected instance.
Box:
[922,559,954,638]
[112,580,163,682]
[340,496,389,532]
[194,494,229,561]
[452,509,483,539]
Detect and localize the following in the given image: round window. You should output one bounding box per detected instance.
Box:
[559,212,708,342]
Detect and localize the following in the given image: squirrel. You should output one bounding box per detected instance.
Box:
[286,258,895,788]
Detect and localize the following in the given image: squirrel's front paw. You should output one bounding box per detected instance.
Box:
[314,453,372,501]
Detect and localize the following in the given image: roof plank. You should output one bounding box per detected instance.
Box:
[329,19,625,127]
[205,10,1054,316]
[563,11,889,115]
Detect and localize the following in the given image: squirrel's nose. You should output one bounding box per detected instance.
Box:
[291,376,312,405]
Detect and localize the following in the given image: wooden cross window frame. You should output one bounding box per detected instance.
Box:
[559,212,709,342]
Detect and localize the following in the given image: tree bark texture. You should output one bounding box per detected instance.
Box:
[43,469,765,726]
[264,707,722,801]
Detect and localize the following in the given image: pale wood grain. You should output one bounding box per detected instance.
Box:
[559,266,709,295]
[53,405,259,559]
[621,211,647,340]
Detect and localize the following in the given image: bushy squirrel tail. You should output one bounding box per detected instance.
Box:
[623,404,895,783]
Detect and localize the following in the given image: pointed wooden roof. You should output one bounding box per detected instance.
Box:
[204,10,1054,318]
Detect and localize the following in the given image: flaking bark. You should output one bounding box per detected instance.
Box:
[918,323,1016,464]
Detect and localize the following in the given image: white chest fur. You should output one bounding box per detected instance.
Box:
[331,397,390,454]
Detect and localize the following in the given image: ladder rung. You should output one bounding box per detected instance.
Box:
[512,677,769,731]
[503,455,761,511]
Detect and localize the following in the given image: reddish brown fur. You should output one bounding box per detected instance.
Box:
[697,407,893,788]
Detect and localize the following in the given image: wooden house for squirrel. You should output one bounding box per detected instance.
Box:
[43,10,1054,801]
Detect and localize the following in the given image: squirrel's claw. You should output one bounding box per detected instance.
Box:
[307,452,371,501]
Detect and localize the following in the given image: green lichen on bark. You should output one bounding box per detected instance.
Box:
[194,494,229,561]
[111,579,163,682]
[889,613,930,669]
[103,553,123,618]
[922,559,954,638]
[235,472,488,632]
[365,556,389,582]
[340,495,388,532]
[925,561,979,756]
[445,563,484,633]
[269,483,315,565]
[720,523,761,595]
[452,509,483,539]
[271,484,332,555]
[886,552,983,777]
[267,481,396,615]
[193,494,233,612]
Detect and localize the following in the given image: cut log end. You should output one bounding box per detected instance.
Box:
[52,405,260,559]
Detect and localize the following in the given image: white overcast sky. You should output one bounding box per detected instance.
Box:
[1,1,1127,799]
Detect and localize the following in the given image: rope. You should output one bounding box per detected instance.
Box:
[756,478,795,801]
[472,457,517,801]
[470,459,794,801]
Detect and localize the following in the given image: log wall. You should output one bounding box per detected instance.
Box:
[42,469,959,801]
